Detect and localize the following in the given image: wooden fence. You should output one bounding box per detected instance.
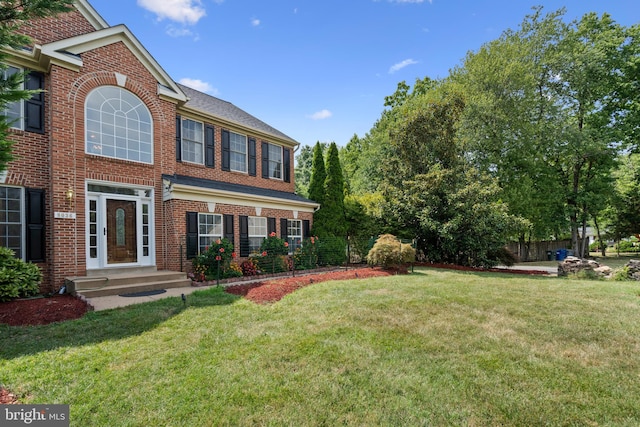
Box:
[506,239,572,262]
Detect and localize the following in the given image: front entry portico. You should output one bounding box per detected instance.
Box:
[86,183,154,270]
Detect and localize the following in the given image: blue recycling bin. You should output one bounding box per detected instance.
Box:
[555,249,567,261]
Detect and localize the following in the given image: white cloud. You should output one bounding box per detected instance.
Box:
[389,58,418,74]
[166,26,194,37]
[307,109,332,120]
[251,17,261,27]
[137,0,206,25]
[179,78,219,95]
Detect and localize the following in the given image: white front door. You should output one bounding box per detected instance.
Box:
[86,184,154,270]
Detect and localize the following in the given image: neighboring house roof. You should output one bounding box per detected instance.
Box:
[177,84,298,147]
[163,174,319,211]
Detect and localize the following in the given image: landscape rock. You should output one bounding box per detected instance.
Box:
[624,259,640,281]
[557,256,612,278]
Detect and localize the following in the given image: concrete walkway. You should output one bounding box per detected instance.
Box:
[85,283,211,311]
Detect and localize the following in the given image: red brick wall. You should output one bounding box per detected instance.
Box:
[174,126,295,194]
[6,8,309,292]
[21,9,99,45]
[163,199,313,272]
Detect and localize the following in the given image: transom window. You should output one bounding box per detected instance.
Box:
[0,186,23,258]
[268,143,283,179]
[3,66,23,130]
[198,213,222,253]
[287,219,302,254]
[230,132,247,172]
[85,86,153,163]
[248,216,266,253]
[182,118,203,164]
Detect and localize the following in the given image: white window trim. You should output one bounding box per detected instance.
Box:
[84,85,154,164]
[248,216,267,253]
[0,185,25,259]
[182,118,205,165]
[287,219,302,254]
[229,131,248,173]
[198,213,223,253]
[267,143,283,180]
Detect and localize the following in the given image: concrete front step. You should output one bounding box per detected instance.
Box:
[67,270,191,298]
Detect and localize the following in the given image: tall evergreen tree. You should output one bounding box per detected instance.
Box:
[0,0,74,172]
[319,143,347,237]
[307,142,326,204]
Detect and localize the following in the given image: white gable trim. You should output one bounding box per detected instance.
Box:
[40,25,186,102]
[75,0,110,30]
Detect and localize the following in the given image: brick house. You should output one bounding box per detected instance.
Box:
[3,0,318,293]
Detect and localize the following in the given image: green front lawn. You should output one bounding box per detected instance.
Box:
[1,268,639,426]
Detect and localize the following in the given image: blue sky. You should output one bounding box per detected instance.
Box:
[88,0,638,149]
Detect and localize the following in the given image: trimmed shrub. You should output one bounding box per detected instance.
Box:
[367,234,416,269]
[0,247,42,302]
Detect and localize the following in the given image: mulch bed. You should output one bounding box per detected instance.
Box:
[225,267,394,304]
[0,294,89,327]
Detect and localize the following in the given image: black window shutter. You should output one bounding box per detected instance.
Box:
[25,72,44,134]
[280,218,288,240]
[283,147,291,183]
[248,138,257,176]
[26,188,45,262]
[223,214,234,243]
[175,116,182,162]
[239,215,249,257]
[267,217,276,235]
[205,124,215,168]
[303,220,310,239]
[186,211,198,258]
[261,142,269,179]
[221,130,230,171]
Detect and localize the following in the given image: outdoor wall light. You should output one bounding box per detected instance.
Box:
[66,188,74,204]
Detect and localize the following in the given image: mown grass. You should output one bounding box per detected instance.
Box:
[1,268,639,426]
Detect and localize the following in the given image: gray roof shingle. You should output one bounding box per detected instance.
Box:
[177,83,297,145]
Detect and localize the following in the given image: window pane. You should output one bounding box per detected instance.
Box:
[0,186,22,258]
[198,213,223,253]
[229,132,247,172]
[85,86,153,163]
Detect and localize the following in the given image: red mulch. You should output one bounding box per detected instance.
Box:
[0,294,89,327]
[0,387,18,404]
[225,268,394,304]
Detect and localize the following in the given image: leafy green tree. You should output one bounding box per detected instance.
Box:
[454,7,636,258]
[608,154,640,240]
[294,144,313,197]
[0,0,74,172]
[381,88,526,267]
[307,142,327,204]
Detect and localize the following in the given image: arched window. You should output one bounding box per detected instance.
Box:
[85,86,153,163]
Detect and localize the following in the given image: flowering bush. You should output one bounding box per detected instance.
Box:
[258,233,290,273]
[241,258,260,276]
[293,236,319,270]
[192,238,238,279]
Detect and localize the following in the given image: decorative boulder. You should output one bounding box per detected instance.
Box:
[557,256,612,278]
[625,260,640,281]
